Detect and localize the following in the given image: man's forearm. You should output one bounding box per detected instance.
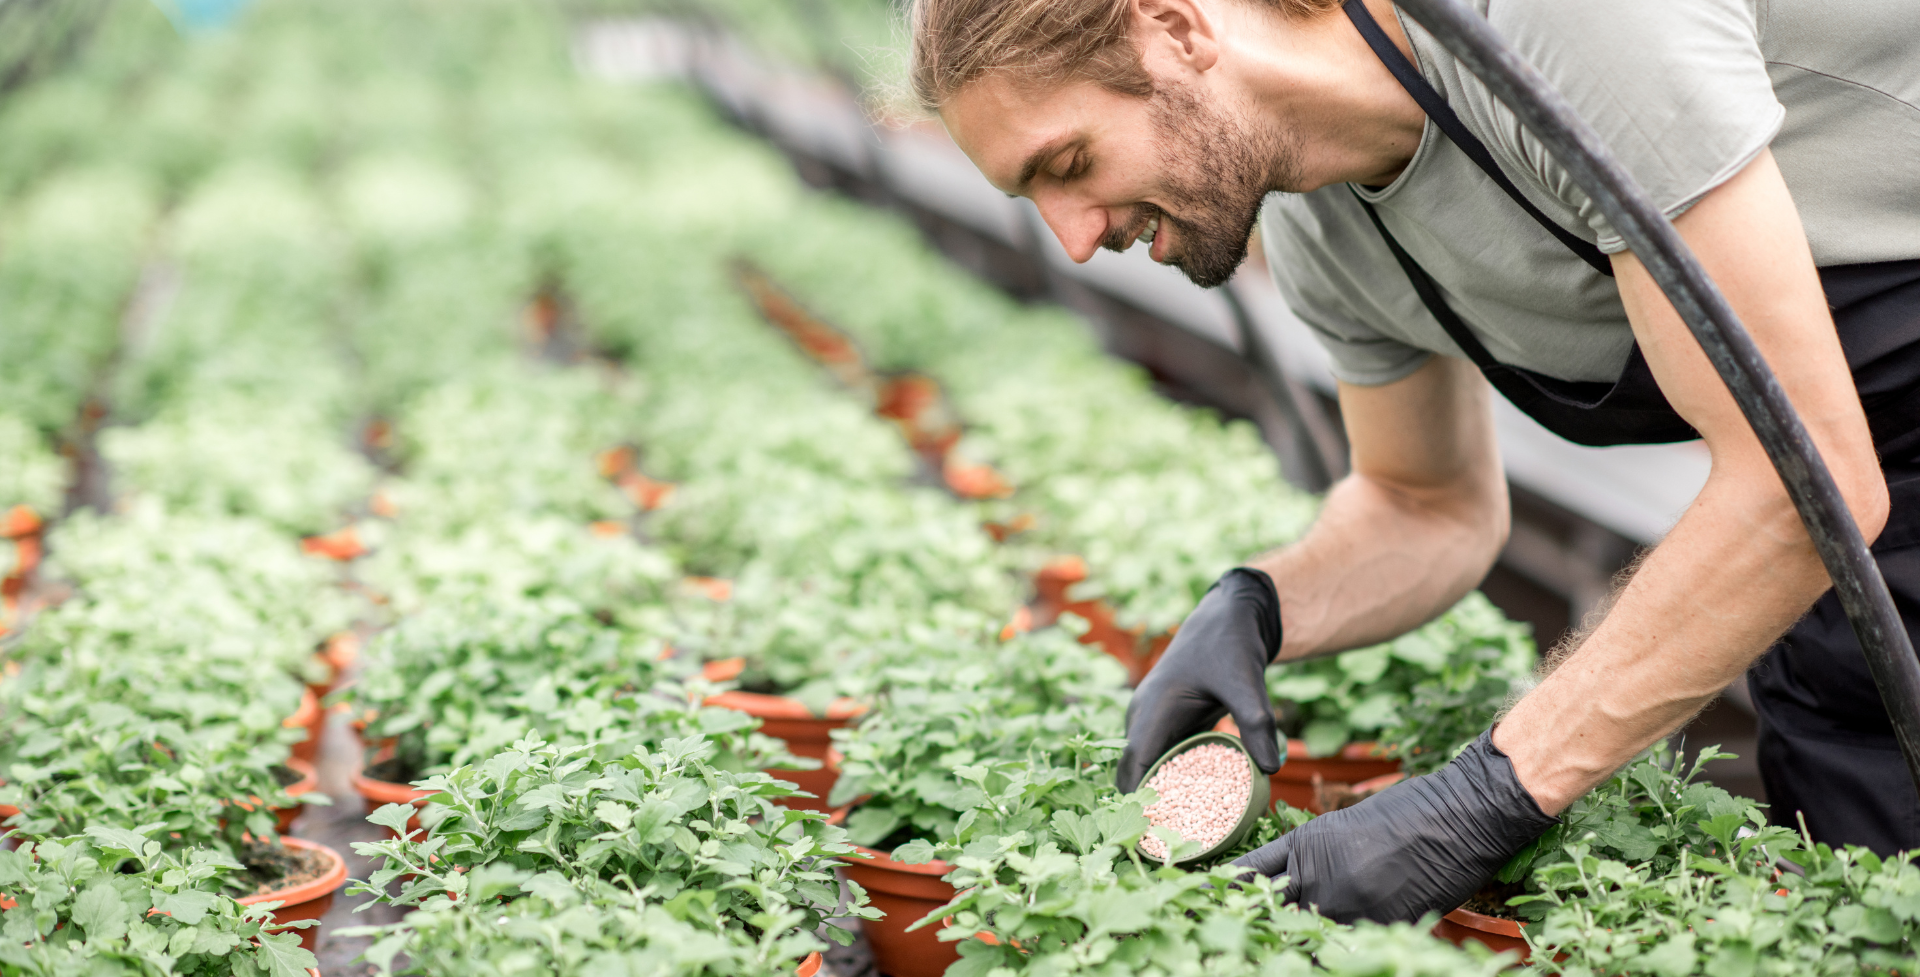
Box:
[1493,466,1849,813]
[1247,357,1510,663]
[1248,457,1507,662]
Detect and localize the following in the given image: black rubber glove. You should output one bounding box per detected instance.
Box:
[1117,567,1284,793]
[1230,729,1559,923]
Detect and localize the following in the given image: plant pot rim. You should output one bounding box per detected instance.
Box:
[237,836,346,908]
[1283,738,1391,762]
[846,843,953,876]
[1134,731,1270,866]
[350,762,439,807]
[283,689,321,732]
[1443,905,1526,938]
[796,951,822,977]
[704,689,865,722]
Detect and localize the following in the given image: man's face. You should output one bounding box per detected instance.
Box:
[946,73,1296,288]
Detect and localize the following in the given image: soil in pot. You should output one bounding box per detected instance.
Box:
[701,660,863,813]
[352,754,438,836]
[238,836,347,953]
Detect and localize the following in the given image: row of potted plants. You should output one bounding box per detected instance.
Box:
[12,2,1916,974]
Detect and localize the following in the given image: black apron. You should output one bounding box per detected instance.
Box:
[1345,0,1920,854]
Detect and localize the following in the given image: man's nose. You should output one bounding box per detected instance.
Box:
[1032,191,1110,264]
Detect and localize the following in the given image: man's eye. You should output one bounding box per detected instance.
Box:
[1065,155,1089,179]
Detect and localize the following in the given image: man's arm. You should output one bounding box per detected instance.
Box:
[1494,148,1889,813]
[1115,352,1508,790]
[1246,355,1509,662]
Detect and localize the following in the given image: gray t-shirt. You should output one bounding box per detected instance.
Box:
[1261,0,1920,386]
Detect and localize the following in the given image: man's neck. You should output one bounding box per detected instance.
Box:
[1232,0,1426,192]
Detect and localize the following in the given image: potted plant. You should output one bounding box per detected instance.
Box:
[346,601,792,828]
[0,837,319,975]
[347,733,879,966]
[824,629,1130,976]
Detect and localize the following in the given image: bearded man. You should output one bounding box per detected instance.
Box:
[915,0,1920,922]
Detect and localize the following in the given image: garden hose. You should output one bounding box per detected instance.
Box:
[1390,0,1920,797]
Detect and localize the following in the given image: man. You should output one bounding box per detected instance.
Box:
[913,0,1920,922]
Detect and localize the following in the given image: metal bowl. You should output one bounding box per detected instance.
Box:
[1133,730,1272,865]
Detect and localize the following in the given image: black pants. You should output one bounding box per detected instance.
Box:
[1750,465,1920,855]
[1745,264,1920,857]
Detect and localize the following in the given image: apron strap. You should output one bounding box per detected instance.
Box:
[1342,0,1614,278]
[1350,188,1503,370]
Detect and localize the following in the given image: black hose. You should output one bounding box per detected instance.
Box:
[1390,0,1920,797]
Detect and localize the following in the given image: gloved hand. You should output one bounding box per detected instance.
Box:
[1230,730,1558,923]
[1117,567,1284,793]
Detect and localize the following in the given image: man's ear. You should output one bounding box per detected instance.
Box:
[1133,0,1221,75]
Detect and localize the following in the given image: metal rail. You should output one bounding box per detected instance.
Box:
[1391,0,1920,795]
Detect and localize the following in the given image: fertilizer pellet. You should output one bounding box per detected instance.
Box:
[1138,743,1252,860]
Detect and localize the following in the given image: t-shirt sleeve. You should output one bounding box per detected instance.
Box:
[1260,192,1434,387]
[1486,0,1785,254]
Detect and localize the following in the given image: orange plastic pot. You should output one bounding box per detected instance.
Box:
[285,689,323,764]
[1433,906,1530,960]
[700,660,864,813]
[350,756,439,836]
[796,951,823,977]
[301,526,366,561]
[1029,557,1166,685]
[1270,739,1402,812]
[841,845,960,977]
[237,837,346,953]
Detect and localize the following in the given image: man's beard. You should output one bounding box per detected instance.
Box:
[1106,83,1300,288]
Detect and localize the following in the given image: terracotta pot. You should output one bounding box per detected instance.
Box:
[1433,906,1529,960]
[700,661,864,813]
[300,526,366,562]
[840,844,960,977]
[1270,739,1402,812]
[285,689,323,764]
[351,755,439,836]
[238,837,346,953]
[310,632,360,699]
[796,951,822,977]
[1029,556,1167,685]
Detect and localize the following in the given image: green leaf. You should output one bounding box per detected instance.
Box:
[1300,719,1350,759]
[367,803,418,836]
[152,888,220,926]
[892,839,939,865]
[253,929,320,977]
[72,883,130,944]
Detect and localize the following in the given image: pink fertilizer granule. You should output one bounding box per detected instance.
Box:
[1139,743,1253,860]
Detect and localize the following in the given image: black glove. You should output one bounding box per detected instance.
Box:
[1230,730,1558,923]
[1117,567,1284,793]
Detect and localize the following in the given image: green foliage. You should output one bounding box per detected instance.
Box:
[919,753,1502,976]
[0,412,65,514]
[349,601,789,778]
[1522,832,1920,975]
[827,628,1130,849]
[346,734,875,962]
[30,500,353,677]
[349,885,817,977]
[100,393,376,537]
[1266,593,1535,766]
[0,836,316,977]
